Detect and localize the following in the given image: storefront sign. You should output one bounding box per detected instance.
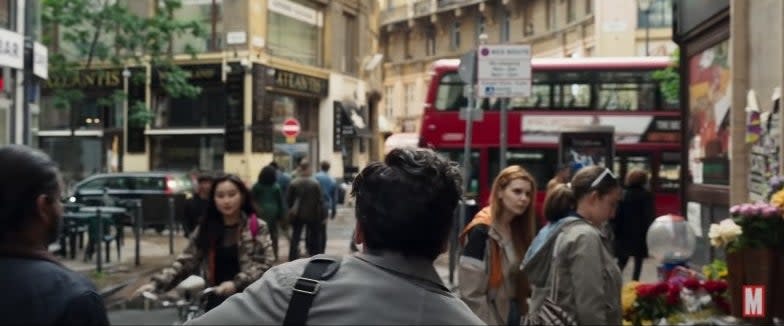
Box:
[153,64,222,86]
[43,69,123,89]
[33,42,48,79]
[0,28,23,69]
[271,69,328,96]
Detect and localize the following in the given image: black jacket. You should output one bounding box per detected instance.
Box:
[0,247,109,325]
[612,186,655,258]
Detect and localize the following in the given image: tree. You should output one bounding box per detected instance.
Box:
[652,48,680,104]
[42,0,206,128]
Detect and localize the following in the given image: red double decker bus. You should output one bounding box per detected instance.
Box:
[419,56,681,218]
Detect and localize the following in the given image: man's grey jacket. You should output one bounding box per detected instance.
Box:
[187,251,485,325]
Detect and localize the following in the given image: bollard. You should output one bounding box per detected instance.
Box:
[168,197,175,255]
[134,199,142,266]
[96,208,103,273]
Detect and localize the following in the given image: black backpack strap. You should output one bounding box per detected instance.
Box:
[283,254,342,326]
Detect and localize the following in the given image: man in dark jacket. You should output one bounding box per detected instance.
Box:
[183,174,212,238]
[0,145,109,325]
[286,161,326,260]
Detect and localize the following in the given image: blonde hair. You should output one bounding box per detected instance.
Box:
[490,165,537,258]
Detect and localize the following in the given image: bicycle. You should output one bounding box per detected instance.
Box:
[142,284,216,325]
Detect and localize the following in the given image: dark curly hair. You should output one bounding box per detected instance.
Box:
[351,147,462,260]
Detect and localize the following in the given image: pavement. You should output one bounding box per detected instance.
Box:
[54,204,659,324]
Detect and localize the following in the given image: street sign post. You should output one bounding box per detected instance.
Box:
[282,118,301,144]
[477,44,531,168]
[477,44,532,98]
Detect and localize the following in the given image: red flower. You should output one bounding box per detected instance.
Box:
[636,284,656,298]
[666,284,682,306]
[653,282,669,296]
[703,280,728,294]
[683,278,701,291]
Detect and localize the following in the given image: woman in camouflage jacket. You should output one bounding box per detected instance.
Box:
[135,174,275,311]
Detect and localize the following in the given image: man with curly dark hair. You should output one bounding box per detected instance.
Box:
[188,147,483,325]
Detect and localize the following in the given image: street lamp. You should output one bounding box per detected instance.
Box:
[122,68,131,168]
[638,0,653,56]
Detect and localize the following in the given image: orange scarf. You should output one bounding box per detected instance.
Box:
[459,207,503,289]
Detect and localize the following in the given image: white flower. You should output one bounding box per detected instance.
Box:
[708,218,743,248]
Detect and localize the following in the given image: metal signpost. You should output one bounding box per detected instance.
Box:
[449,50,478,285]
[477,44,532,168]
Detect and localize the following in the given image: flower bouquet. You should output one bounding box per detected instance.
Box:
[621,276,731,326]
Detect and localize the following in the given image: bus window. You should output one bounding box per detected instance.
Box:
[488,149,557,190]
[510,85,551,109]
[596,70,657,111]
[658,151,681,191]
[435,73,465,111]
[554,83,591,109]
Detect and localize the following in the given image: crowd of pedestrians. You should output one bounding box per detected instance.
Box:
[1,143,656,325]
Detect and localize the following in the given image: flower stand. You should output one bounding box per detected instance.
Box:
[726,248,784,324]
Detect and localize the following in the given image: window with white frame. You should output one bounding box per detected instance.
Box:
[404,83,415,117]
[385,86,395,118]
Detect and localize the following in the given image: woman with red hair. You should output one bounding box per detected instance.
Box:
[458,165,537,325]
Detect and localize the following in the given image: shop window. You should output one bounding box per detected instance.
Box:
[153,87,226,128]
[150,135,224,171]
[39,137,104,186]
[658,151,680,191]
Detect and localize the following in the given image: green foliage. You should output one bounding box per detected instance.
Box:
[651,48,681,104]
[129,102,155,128]
[42,0,206,127]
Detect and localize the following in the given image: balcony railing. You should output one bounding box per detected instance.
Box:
[437,0,485,10]
[381,5,409,25]
[414,0,432,16]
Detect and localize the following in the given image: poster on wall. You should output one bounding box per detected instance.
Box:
[748,89,781,201]
[558,126,615,171]
[687,40,731,185]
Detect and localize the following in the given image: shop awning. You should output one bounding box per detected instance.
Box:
[340,101,372,138]
[384,133,420,154]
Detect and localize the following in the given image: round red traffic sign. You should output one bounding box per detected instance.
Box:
[282,118,301,138]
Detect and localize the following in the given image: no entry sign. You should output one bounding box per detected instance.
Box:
[282,118,301,138]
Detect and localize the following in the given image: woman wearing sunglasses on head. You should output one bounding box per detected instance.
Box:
[521,166,623,325]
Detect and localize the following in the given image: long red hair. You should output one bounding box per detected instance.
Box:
[489,165,537,258]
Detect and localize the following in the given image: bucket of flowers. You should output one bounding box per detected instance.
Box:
[707,175,784,320]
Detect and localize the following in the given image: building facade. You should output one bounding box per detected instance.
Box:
[39,0,382,185]
[0,0,45,147]
[378,0,676,134]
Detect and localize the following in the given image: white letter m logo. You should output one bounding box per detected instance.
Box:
[743,285,765,318]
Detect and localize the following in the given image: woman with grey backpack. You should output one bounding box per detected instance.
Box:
[521,166,623,325]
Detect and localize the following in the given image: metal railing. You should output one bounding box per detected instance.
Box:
[380,5,409,25]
